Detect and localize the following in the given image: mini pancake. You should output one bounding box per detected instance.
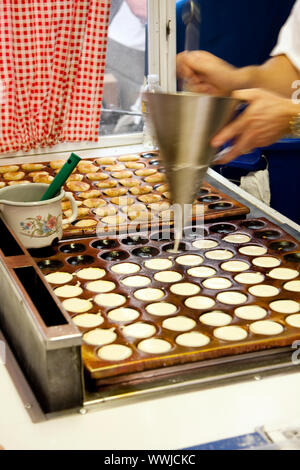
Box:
[110,196,134,206]
[8,181,30,186]
[285,314,300,328]
[118,154,140,162]
[162,191,171,199]
[86,280,116,293]
[235,305,267,321]
[134,288,164,301]
[21,163,45,171]
[138,194,162,204]
[77,161,99,173]
[202,277,232,290]
[94,293,126,308]
[121,203,146,214]
[66,174,83,182]
[119,178,140,187]
[221,260,249,272]
[45,272,73,284]
[192,239,219,249]
[0,165,19,173]
[111,263,140,275]
[176,255,203,267]
[93,206,117,217]
[223,234,251,244]
[98,344,133,361]
[77,190,101,199]
[83,328,117,346]
[252,257,281,268]
[125,162,145,170]
[144,173,166,184]
[66,181,90,192]
[54,284,83,298]
[128,211,151,221]
[146,302,177,316]
[76,267,106,280]
[159,210,174,221]
[268,268,299,280]
[62,298,93,313]
[175,332,210,348]
[248,284,280,297]
[162,315,196,332]
[135,168,157,177]
[96,157,117,166]
[214,326,248,341]
[239,245,268,256]
[187,266,216,278]
[120,275,151,288]
[108,308,140,323]
[216,291,247,305]
[284,280,300,292]
[4,171,25,181]
[234,272,265,285]
[154,271,183,283]
[28,171,49,178]
[96,180,117,189]
[250,320,284,336]
[0,182,6,188]
[144,258,173,270]
[73,313,104,328]
[104,188,127,197]
[200,311,232,327]
[86,172,109,181]
[64,208,89,218]
[185,296,215,310]
[106,164,126,172]
[205,250,234,260]
[130,185,152,196]
[155,184,169,193]
[50,160,66,170]
[170,282,200,296]
[111,171,133,179]
[82,198,106,208]
[138,338,172,354]
[270,300,300,314]
[74,219,97,228]
[148,201,170,212]
[101,215,127,225]
[32,174,54,184]
[121,322,156,339]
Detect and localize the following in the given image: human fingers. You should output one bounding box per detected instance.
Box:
[211,111,250,148]
[213,134,254,164]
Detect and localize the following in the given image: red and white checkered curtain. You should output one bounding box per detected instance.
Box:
[0,0,111,154]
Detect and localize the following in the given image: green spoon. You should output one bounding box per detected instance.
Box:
[40,153,81,201]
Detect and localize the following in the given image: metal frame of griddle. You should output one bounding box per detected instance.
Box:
[0,168,299,422]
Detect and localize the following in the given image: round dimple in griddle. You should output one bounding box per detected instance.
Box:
[121,275,151,287]
[38,259,64,271]
[234,272,265,285]
[187,266,217,278]
[205,249,234,260]
[54,284,83,298]
[184,226,208,239]
[67,255,95,266]
[141,152,158,159]
[162,242,188,253]
[269,241,297,252]
[76,267,106,280]
[200,311,232,327]
[176,331,210,348]
[210,223,236,234]
[101,250,129,261]
[252,256,281,268]
[62,298,93,313]
[94,293,126,308]
[98,344,133,361]
[256,230,281,240]
[107,307,140,323]
[268,268,299,280]
[146,302,177,317]
[132,246,160,258]
[45,271,73,284]
[111,263,141,275]
[216,291,247,305]
[176,254,203,267]
[238,245,267,256]
[202,277,232,290]
[134,287,164,301]
[29,246,57,258]
[198,195,220,203]
[170,282,201,296]
[285,314,300,328]
[154,271,183,283]
[144,258,173,271]
[214,326,248,342]
[208,202,233,211]
[86,280,116,293]
[270,300,300,314]
[284,280,300,292]
[59,243,86,254]
[121,236,148,245]
[223,234,251,244]
[284,252,300,263]
[221,260,249,272]
[197,188,209,196]
[241,220,266,230]
[91,239,118,250]
[235,305,267,321]
[248,284,280,298]
[138,338,172,354]
[249,320,284,336]
[162,316,196,332]
[192,239,219,249]
[83,328,117,346]
[150,231,174,241]
[185,296,215,310]
[122,322,156,339]
[73,313,104,328]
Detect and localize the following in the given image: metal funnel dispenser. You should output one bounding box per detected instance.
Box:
[147,92,240,242]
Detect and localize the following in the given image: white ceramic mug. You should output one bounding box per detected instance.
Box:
[0,183,78,249]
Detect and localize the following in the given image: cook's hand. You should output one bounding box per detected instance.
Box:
[176,50,239,96]
[211,89,295,164]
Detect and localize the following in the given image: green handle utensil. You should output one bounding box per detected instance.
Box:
[40,153,81,201]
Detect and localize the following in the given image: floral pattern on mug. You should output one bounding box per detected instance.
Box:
[20,214,61,238]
